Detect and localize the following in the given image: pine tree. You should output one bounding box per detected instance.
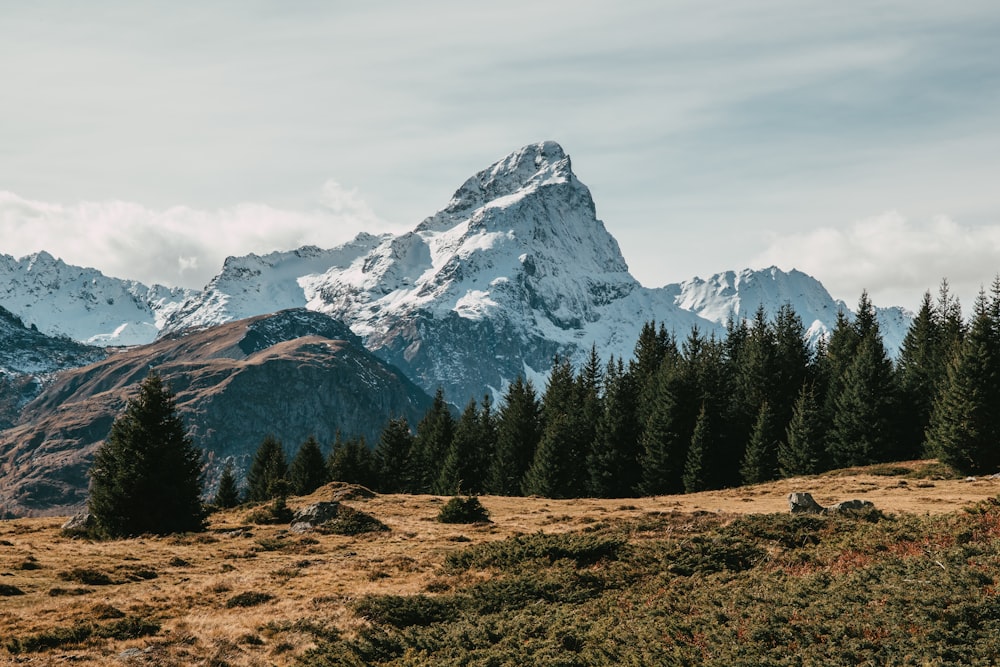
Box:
[636,357,687,495]
[740,401,780,485]
[213,462,241,509]
[778,384,825,477]
[246,435,288,502]
[682,404,711,493]
[435,398,490,495]
[486,376,541,496]
[927,292,1000,474]
[327,434,376,488]
[896,291,942,457]
[374,417,415,493]
[89,371,205,537]
[587,358,641,497]
[828,334,897,467]
[410,388,454,493]
[522,356,589,498]
[289,435,328,496]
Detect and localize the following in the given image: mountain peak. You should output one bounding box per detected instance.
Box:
[417,141,575,231]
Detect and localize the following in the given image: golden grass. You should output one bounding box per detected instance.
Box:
[0,461,996,666]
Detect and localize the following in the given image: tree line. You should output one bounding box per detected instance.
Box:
[332,281,1000,498]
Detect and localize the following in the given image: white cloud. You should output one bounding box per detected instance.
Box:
[0,186,405,289]
[753,211,1000,311]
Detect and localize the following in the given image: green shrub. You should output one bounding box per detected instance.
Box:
[352,594,461,628]
[437,496,490,524]
[316,506,389,536]
[58,567,115,586]
[0,584,25,596]
[445,532,625,572]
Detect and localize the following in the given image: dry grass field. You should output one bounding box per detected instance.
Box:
[1,460,995,666]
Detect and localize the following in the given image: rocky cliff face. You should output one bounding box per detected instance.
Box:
[0,309,432,517]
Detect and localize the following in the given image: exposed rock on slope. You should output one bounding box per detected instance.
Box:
[0,309,432,517]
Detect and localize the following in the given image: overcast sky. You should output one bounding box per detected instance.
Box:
[2,2,999,311]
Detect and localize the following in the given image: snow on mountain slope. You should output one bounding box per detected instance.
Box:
[166,141,899,401]
[666,267,911,353]
[0,251,196,346]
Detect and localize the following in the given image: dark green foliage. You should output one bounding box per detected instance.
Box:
[637,356,688,495]
[682,403,712,493]
[927,292,1000,474]
[487,376,542,496]
[740,400,780,485]
[0,584,25,596]
[315,505,389,536]
[59,567,115,586]
[246,434,288,502]
[778,383,825,476]
[88,371,205,537]
[289,435,329,496]
[411,388,454,493]
[445,532,625,572]
[213,462,241,509]
[226,591,275,608]
[437,496,490,524]
[327,433,376,488]
[298,500,1000,667]
[587,357,641,497]
[353,594,459,628]
[827,293,899,467]
[435,398,491,495]
[373,417,414,493]
[246,494,294,525]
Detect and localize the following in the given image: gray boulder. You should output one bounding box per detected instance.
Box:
[290,501,341,532]
[788,492,825,514]
[61,512,93,536]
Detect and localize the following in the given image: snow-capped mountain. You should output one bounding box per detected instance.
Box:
[159,141,912,401]
[0,251,196,346]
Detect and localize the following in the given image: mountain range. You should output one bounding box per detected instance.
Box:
[0,140,913,515]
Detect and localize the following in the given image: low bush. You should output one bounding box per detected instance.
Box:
[226,591,275,608]
[353,594,461,628]
[437,496,490,524]
[316,506,389,536]
[0,583,25,596]
[58,567,115,586]
[445,532,625,572]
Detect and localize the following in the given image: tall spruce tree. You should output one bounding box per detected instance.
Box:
[896,291,942,458]
[487,376,542,496]
[89,371,205,537]
[778,384,825,477]
[289,435,328,496]
[587,357,641,497]
[213,462,241,509]
[327,434,376,488]
[926,291,1000,474]
[246,434,288,502]
[435,398,490,495]
[374,417,415,493]
[682,403,712,493]
[740,401,780,485]
[636,355,688,495]
[411,388,454,493]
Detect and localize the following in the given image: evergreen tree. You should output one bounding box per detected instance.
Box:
[682,404,712,493]
[636,356,688,495]
[327,434,376,488]
[828,334,897,467]
[410,388,454,493]
[435,398,490,495]
[89,371,205,537]
[246,434,288,502]
[896,291,942,457]
[740,401,780,485]
[213,462,241,509]
[289,435,328,496]
[374,417,415,493]
[522,357,589,498]
[772,303,812,425]
[778,384,825,477]
[927,292,1000,474]
[486,376,542,496]
[587,357,641,497]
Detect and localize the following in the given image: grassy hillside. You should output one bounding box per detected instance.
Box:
[3,461,1000,665]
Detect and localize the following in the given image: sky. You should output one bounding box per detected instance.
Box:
[2,1,999,312]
